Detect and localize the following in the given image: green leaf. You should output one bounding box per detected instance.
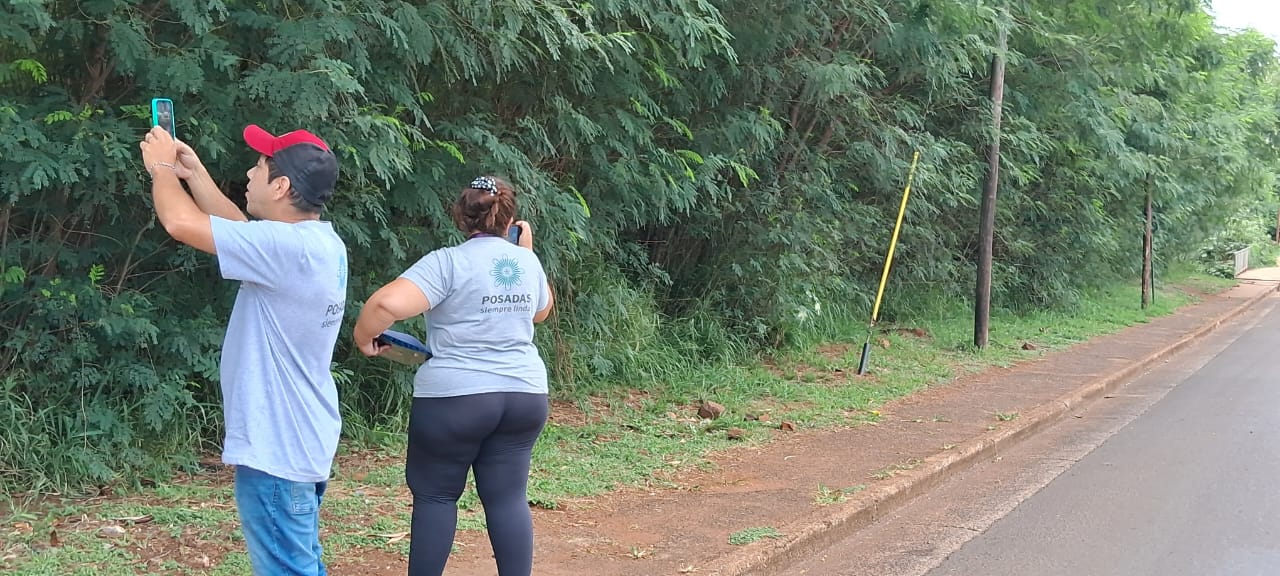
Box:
[88,264,105,286]
[14,58,47,83]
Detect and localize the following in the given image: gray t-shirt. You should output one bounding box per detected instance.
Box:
[400,237,550,397]
[210,216,347,483]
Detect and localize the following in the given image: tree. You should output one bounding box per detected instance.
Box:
[2,0,1276,492]
[975,5,1008,348]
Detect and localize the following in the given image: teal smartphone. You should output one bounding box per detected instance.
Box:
[506,224,521,244]
[150,98,176,137]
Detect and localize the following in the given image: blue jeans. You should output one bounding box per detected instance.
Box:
[234,465,328,576]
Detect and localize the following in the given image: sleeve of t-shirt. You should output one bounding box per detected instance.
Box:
[210,217,296,289]
[399,250,452,307]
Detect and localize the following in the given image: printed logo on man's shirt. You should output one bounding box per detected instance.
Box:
[491,256,524,290]
[322,301,344,328]
[337,252,348,290]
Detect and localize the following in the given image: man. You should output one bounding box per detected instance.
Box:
[139,124,347,575]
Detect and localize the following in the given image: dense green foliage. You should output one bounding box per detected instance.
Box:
[2,0,1277,491]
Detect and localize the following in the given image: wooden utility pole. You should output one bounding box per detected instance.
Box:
[974,15,1007,349]
[1141,185,1154,309]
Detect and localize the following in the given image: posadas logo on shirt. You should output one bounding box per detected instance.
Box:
[337,252,348,290]
[490,256,524,290]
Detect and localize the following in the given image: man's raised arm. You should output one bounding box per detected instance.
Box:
[141,127,217,254]
[176,140,247,222]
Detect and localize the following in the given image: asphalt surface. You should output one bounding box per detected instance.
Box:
[785,294,1280,576]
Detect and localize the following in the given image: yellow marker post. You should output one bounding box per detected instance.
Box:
[858,150,920,375]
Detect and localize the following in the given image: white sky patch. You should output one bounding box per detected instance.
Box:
[1209,0,1280,42]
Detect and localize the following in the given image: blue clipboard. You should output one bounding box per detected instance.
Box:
[376,329,431,366]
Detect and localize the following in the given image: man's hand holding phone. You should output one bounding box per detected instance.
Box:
[172,140,206,180]
[140,126,179,176]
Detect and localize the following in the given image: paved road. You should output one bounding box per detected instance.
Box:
[930,296,1280,575]
[785,294,1280,576]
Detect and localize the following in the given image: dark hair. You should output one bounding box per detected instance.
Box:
[451,176,516,236]
[265,156,323,215]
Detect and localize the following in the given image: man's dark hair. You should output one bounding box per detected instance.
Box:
[265,157,323,215]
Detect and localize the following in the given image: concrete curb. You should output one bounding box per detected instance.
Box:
[714,281,1280,576]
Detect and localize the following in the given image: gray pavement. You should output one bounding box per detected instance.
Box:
[930,295,1280,576]
[782,293,1280,576]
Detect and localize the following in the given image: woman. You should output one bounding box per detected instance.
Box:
[353,176,554,576]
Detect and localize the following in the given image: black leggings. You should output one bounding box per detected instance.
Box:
[405,392,549,576]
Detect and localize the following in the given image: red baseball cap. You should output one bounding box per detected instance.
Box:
[242,124,339,209]
[243,124,331,155]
